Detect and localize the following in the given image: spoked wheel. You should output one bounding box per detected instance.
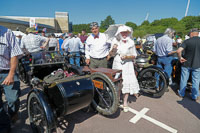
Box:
[27,90,56,133]
[137,67,168,98]
[91,72,119,115]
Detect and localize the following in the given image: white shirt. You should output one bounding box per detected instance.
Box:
[137,37,141,42]
[85,33,110,59]
[112,38,137,70]
[48,38,58,47]
[21,33,47,53]
[61,38,70,49]
[177,38,182,44]
[185,35,190,40]
[0,26,23,69]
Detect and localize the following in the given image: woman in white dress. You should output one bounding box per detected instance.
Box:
[109,25,140,112]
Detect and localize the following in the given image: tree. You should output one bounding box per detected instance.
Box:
[141,20,150,26]
[133,29,147,38]
[180,16,200,30]
[172,21,186,37]
[150,19,160,26]
[100,15,115,30]
[72,15,199,38]
[72,24,90,33]
[151,17,178,27]
[125,22,137,30]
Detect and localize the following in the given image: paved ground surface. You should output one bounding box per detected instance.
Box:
[11,82,200,133]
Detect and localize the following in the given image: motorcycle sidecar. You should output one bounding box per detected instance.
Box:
[27,75,94,132]
[24,51,122,132]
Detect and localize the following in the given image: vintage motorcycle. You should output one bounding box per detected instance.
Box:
[17,51,122,132]
[135,54,169,98]
[135,39,169,98]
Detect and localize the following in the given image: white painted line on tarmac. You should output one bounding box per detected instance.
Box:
[129,108,149,123]
[119,105,178,133]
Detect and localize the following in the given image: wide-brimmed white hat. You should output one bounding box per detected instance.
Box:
[104,24,133,41]
[115,25,133,36]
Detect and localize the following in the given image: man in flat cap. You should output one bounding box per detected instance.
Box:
[20,27,48,62]
[85,22,110,68]
[21,27,48,53]
[177,28,200,102]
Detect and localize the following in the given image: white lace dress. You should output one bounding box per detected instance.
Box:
[116,39,140,95]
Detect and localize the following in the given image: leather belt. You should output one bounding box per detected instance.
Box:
[0,70,9,73]
[91,56,106,60]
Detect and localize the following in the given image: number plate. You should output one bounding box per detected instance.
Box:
[92,80,104,90]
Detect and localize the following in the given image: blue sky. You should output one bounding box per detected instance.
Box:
[1,0,200,25]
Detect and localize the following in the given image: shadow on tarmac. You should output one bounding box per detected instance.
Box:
[20,86,30,98]
[56,106,121,132]
[56,110,96,133]
[170,83,200,120]
[177,98,200,120]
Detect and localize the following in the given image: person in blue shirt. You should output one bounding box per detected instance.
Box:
[58,35,64,55]
[63,33,84,66]
[153,28,176,88]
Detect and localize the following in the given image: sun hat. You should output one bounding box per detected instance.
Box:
[115,25,133,36]
[26,27,37,33]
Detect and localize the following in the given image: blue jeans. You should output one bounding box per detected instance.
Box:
[59,50,64,56]
[0,73,21,127]
[178,67,200,99]
[156,56,173,87]
[157,56,173,78]
[31,52,42,60]
[69,52,80,67]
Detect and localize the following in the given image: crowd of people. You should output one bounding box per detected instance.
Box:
[0,22,200,132]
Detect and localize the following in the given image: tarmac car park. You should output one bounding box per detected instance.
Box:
[12,50,200,133]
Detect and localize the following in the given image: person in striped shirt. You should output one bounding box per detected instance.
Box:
[0,25,23,133]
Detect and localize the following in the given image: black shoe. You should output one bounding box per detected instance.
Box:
[10,113,19,124]
[191,99,197,102]
[133,93,141,99]
[191,97,199,102]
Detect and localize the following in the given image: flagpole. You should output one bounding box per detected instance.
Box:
[145,13,149,21]
[185,0,190,17]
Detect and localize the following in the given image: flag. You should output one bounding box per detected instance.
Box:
[43,28,47,33]
[35,24,38,31]
[29,17,35,28]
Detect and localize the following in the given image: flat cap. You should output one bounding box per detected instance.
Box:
[190,28,199,33]
[90,22,99,28]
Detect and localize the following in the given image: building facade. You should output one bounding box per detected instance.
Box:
[0,12,69,33]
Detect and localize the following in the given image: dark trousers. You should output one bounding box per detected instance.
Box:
[90,57,108,68]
